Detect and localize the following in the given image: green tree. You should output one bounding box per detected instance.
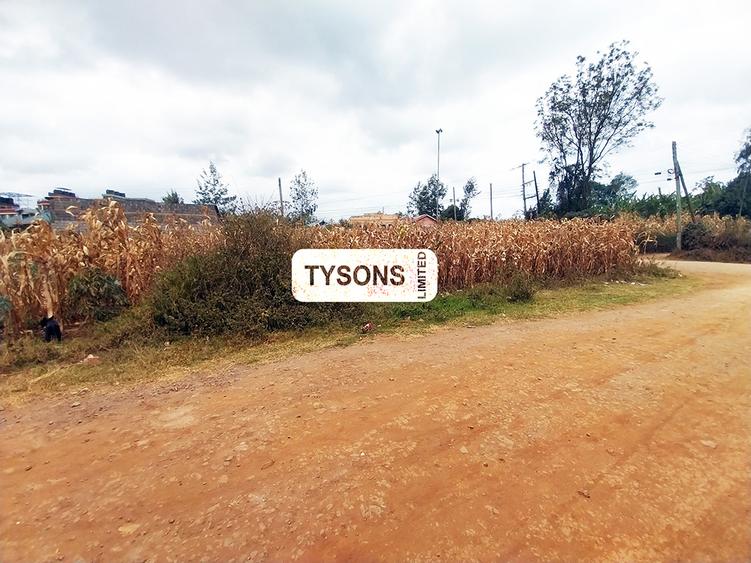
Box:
[695,175,751,218]
[526,188,555,219]
[288,170,318,225]
[628,191,676,218]
[440,204,464,221]
[736,128,751,175]
[194,161,237,214]
[439,179,480,220]
[592,173,638,210]
[459,178,480,219]
[536,40,662,210]
[163,189,183,204]
[407,174,446,217]
[734,128,751,217]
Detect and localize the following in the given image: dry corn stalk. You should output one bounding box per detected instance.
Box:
[0,201,221,335]
[311,217,639,291]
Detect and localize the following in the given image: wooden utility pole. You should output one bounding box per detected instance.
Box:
[677,169,696,222]
[489,183,493,220]
[672,142,682,250]
[533,171,540,212]
[452,186,457,220]
[278,177,284,217]
[521,163,527,217]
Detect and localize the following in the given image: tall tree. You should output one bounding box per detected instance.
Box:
[695,175,751,218]
[194,161,237,214]
[736,128,751,175]
[163,189,183,204]
[459,178,480,219]
[734,128,751,217]
[288,170,318,225]
[536,40,662,210]
[407,174,446,217]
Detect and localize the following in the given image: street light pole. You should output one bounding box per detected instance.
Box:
[435,128,443,219]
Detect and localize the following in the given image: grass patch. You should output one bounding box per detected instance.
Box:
[0,264,695,402]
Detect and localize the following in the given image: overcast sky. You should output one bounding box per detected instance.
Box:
[1,0,749,219]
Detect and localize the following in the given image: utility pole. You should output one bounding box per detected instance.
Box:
[435,128,443,220]
[533,171,540,213]
[452,186,457,220]
[521,163,527,217]
[672,141,682,250]
[278,177,284,217]
[512,162,535,219]
[677,168,696,222]
[489,183,493,220]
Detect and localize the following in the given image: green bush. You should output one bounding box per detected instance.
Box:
[681,222,711,250]
[64,268,129,322]
[504,271,536,302]
[147,211,362,337]
[647,232,677,253]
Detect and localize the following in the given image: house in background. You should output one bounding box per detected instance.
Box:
[347,211,440,228]
[412,214,439,227]
[348,212,400,228]
[0,193,47,229]
[37,188,218,229]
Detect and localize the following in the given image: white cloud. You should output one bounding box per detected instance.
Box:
[0,0,749,218]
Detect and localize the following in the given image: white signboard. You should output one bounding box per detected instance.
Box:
[292,248,438,302]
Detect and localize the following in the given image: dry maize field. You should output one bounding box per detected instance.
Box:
[0,201,219,333]
[627,212,751,243]
[3,202,712,335]
[312,219,639,290]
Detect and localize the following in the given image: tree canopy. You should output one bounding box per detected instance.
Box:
[163,189,183,204]
[194,161,237,214]
[407,174,446,217]
[458,178,480,219]
[536,40,662,211]
[288,170,318,225]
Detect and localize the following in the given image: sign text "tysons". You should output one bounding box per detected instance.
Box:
[292,249,438,302]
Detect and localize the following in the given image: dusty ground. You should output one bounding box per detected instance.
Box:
[1,260,750,562]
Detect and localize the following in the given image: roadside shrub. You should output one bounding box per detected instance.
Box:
[504,271,536,302]
[64,268,129,322]
[681,222,711,250]
[644,232,677,253]
[635,260,679,278]
[148,211,362,337]
[712,218,751,250]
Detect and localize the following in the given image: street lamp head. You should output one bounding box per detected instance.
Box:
[436,128,442,134]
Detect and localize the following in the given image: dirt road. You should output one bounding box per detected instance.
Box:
[2,260,750,562]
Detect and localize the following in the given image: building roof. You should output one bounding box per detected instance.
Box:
[413,214,439,224]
